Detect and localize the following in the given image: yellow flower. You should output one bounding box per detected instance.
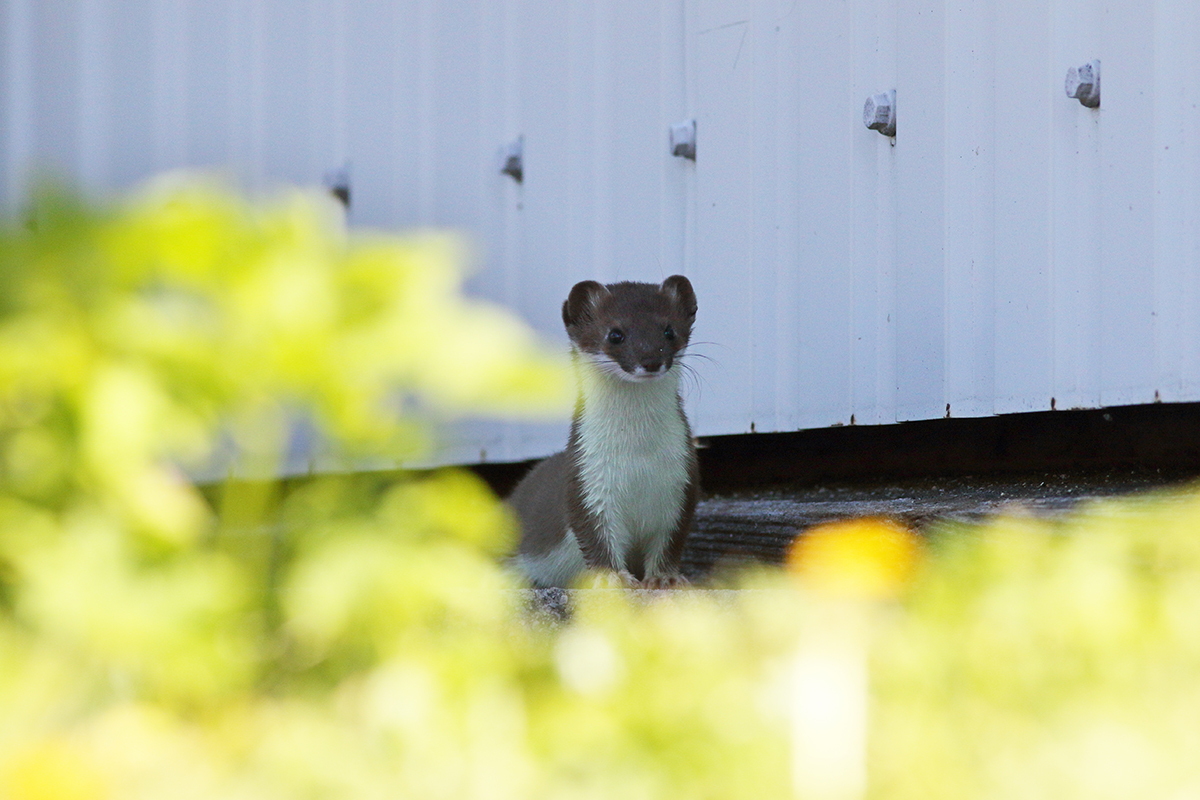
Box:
[787,517,921,599]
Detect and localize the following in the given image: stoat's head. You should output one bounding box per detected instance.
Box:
[562,275,697,383]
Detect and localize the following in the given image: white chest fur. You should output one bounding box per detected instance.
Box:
[574,364,691,568]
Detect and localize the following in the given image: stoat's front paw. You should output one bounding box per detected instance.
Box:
[585,570,639,589]
[639,573,690,590]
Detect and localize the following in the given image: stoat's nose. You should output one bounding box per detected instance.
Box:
[641,359,664,374]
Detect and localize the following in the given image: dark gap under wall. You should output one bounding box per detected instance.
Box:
[472,402,1200,579]
[472,401,1200,497]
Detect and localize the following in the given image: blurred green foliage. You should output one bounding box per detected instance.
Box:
[872,496,1200,799]
[0,177,792,799]
[3,176,1200,799]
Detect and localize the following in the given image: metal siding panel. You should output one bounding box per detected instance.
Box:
[444,0,511,467]
[791,0,856,429]
[691,0,755,435]
[771,1,806,432]
[992,0,1054,414]
[746,8,779,433]
[493,0,527,315]
[941,1,996,417]
[151,0,188,170]
[428,0,485,230]
[258,0,316,185]
[659,0,691,319]
[78,0,111,190]
[607,1,672,282]
[31,0,83,178]
[658,0,698,424]
[893,1,946,422]
[571,0,603,290]
[1099,0,1157,407]
[107,0,161,184]
[227,0,269,188]
[593,2,620,282]
[531,0,600,317]
[1152,1,1200,402]
[849,0,899,427]
[183,0,237,169]
[413,0,437,225]
[435,0,531,466]
[516,0,572,325]
[303,0,345,184]
[471,0,517,306]
[505,0,586,463]
[1,0,35,209]
[343,0,416,229]
[1051,0,1104,411]
[764,2,824,434]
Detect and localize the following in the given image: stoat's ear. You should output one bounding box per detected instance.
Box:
[661,275,697,320]
[562,280,609,328]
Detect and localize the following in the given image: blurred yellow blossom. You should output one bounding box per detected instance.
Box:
[2,738,109,800]
[787,517,921,599]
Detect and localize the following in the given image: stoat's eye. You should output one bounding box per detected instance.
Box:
[606,329,625,345]
[663,325,676,341]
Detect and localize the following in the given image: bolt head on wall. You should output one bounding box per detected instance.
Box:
[323,164,351,208]
[1065,60,1101,108]
[670,119,696,160]
[498,137,523,183]
[863,90,896,137]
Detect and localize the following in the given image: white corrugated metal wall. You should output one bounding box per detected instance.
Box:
[4,0,1200,465]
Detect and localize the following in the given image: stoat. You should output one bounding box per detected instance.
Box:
[510,275,699,588]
